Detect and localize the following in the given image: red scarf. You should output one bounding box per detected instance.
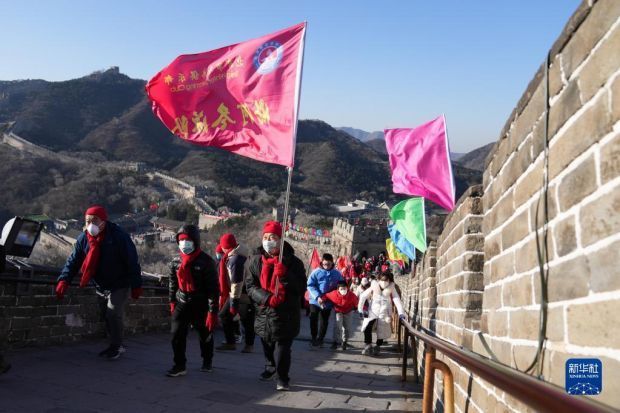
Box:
[218,254,231,308]
[79,229,105,288]
[177,248,201,292]
[260,255,279,293]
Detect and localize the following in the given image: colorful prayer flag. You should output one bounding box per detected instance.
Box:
[146,23,306,167]
[385,115,456,211]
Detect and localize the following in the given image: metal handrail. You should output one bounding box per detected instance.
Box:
[399,318,616,413]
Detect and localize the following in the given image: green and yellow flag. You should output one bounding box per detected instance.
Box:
[386,238,409,263]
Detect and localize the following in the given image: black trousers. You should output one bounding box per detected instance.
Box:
[309,304,332,341]
[363,319,384,346]
[171,300,214,368]
[261,337,293,382]
[219,297,256,345]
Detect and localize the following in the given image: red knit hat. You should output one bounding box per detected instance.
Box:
[263,221,282,237]
[220,233,237,250]
[85,205,108,221]
[215,244,223,254]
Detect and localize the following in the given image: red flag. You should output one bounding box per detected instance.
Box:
[336,256,347,270]
[310,248,320,270]
[146,23,307,167]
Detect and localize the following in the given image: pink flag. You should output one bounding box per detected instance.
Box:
[385,115,455,211]
[146,23,306,167]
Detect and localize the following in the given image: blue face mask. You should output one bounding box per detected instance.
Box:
[179,240,195,255]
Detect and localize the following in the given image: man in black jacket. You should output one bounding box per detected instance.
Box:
[245,221,306,391]
[167,224,220,377]
[56,205,142,360]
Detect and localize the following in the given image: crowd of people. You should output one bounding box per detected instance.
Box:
[40,205,408,391]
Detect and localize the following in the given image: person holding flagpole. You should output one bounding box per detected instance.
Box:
[245,221,306,391]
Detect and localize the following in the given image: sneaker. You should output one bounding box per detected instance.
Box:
[373,346,381,356]
[362,344,373,356]
[215,343,236,351]
[318,340,324,348]
[201,360,213,373]
[330,342,339,350]
[235,335,243,344]
[99,345,126,357]
[259,367,277,381]
[104,346,125,360]
[166,365,187,377]
[309,339,319,350]
[276,379,290,391]
[342,342,348,351]
[241,345,254,353]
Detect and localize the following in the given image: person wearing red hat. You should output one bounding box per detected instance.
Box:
[245,221,307,391]
[167,224,219,377]
[56,205,142,360]
[215,233,254,353]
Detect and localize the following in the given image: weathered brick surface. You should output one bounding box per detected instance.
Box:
[567,298,620,347]
[577,18,620,102]
[0,279,169,350]
[557,154,597,212]
[579,188,620,247]
[600,130,620,184]
[549,91,612,179]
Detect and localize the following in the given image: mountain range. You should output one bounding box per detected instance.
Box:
[336,126,468,160]
[0,67,486,219]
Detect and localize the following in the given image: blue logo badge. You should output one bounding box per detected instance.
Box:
[566,358,602,395]
[253,41,283,75]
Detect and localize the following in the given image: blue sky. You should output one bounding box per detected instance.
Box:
[1,1,580,152]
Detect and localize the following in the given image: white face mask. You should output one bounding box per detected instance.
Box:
[216,253,222,260]
[86,223,100,237]
[338,289,348,296]
[379,280,389,289]
[179,240,195,255]
[262,240,278,254]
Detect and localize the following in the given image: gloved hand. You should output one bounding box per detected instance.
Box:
[399,313,407,321]
[169,302,176,314]
[273,262,287,278]
[358,311,365,319]
[229,306,238,317]
[268,291,285,308]
[55,281,68,300]
[131,287,143,300]
[206,312,218,331]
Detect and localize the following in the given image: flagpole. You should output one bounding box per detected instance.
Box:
[279,21,307,261]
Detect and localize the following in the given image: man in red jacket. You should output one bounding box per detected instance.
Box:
[323,280,358,350]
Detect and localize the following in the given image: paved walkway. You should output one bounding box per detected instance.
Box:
[0,316,422,412]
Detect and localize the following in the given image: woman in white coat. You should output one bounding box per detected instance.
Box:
[357,271,406,356]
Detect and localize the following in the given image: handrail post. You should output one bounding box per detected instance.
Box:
[397,315,402,353]
[412,335,419,384]
[401,328,408,382]
[431,359,455,413]
[423,347,436,413]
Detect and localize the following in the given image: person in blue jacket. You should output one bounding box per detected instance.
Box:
[307,253,343,348]
[55,205,143,360]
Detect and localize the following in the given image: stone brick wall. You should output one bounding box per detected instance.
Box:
[400,1,620,411]
[0,276,170,350]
